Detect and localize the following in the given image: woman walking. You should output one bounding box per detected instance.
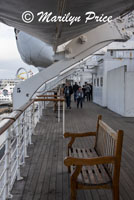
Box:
[76,87,84,108]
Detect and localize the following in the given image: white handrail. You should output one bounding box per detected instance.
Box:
[0,101,43,200]
[0,90,65,200]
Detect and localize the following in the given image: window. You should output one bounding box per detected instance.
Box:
[94,78,96,87]
[110,50,113,56]
[97,78,99,87]
[116,51,123,58]
[100,77,103,87]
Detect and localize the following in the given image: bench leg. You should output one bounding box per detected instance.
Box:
[113,185,119,200]
[68,166,71,173]
[71,179,77,200]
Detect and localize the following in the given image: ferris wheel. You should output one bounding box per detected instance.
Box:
[16,68,33,80]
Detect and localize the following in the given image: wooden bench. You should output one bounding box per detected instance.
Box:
[64,115,124,200]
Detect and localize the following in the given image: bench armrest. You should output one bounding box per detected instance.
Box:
[64,156,116,166]
[64,132,96,152]
[64,132,96,138]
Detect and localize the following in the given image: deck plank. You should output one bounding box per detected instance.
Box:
[11,101,134,200]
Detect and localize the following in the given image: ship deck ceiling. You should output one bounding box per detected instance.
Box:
[11,101,134,200]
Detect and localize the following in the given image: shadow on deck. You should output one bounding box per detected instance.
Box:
[11,101,134,200]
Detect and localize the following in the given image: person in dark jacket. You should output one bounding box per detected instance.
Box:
[76,87,84,108]
[73,82,79,102]
[85,84,91,101]
[89,83,93,101]
[64,83,73,109]
[82,85,86,101]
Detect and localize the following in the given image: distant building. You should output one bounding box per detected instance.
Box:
[0,79,20,105]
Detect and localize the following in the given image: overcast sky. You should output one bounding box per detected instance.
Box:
[0,23,38,79]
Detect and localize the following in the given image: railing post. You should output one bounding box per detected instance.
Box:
[44,96,45,109]
[33,101,39,128]
[24,112,29,159]
[38,101,43,121]
[8,127,13,197]
[58,98,60,123]
[58,87,61,123]
[4,130,13,199]
[32,103,36,132]
[40,101,42,118]
[37,102,40,122]
[63,100,65,135]
[16,120,23,181]
[28,105,33,145]
[33,102,36,128]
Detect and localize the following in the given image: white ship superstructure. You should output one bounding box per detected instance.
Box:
[0,79,20,105]
[88,40,134,116]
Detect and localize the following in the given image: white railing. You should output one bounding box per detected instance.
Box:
[0,100,43,200]
[0,92,65,200]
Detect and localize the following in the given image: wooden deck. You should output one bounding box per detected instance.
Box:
[11,101,134,200]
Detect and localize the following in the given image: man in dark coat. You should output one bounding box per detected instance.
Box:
[64,82,73,109]
[73,82,79,102]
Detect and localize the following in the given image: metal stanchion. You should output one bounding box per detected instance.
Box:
[58,98,60,122]
[63,101,65,135]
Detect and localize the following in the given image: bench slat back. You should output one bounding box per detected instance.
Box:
[95,115,123,178]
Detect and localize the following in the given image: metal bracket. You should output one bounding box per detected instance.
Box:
[65,11,134,59]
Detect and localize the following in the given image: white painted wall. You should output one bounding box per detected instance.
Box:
[107,66,125,116]
[92,56,134,109]
[80,71,92,86]
[92,44,134,116]
[125,72,134,116]
[93,87,103,106]
[104,58,134,72]
[92,62,105,106]
[107,66,134,117]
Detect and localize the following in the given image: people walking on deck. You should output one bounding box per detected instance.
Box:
[85,84,91,101]
[82,85,86,101]
[64,82,73,109]
[73,82,79,102]
[76,87,84,108]
[89,83,93,101]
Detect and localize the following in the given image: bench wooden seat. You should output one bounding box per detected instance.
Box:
[64,115,124,200]
[69,147,112,187]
